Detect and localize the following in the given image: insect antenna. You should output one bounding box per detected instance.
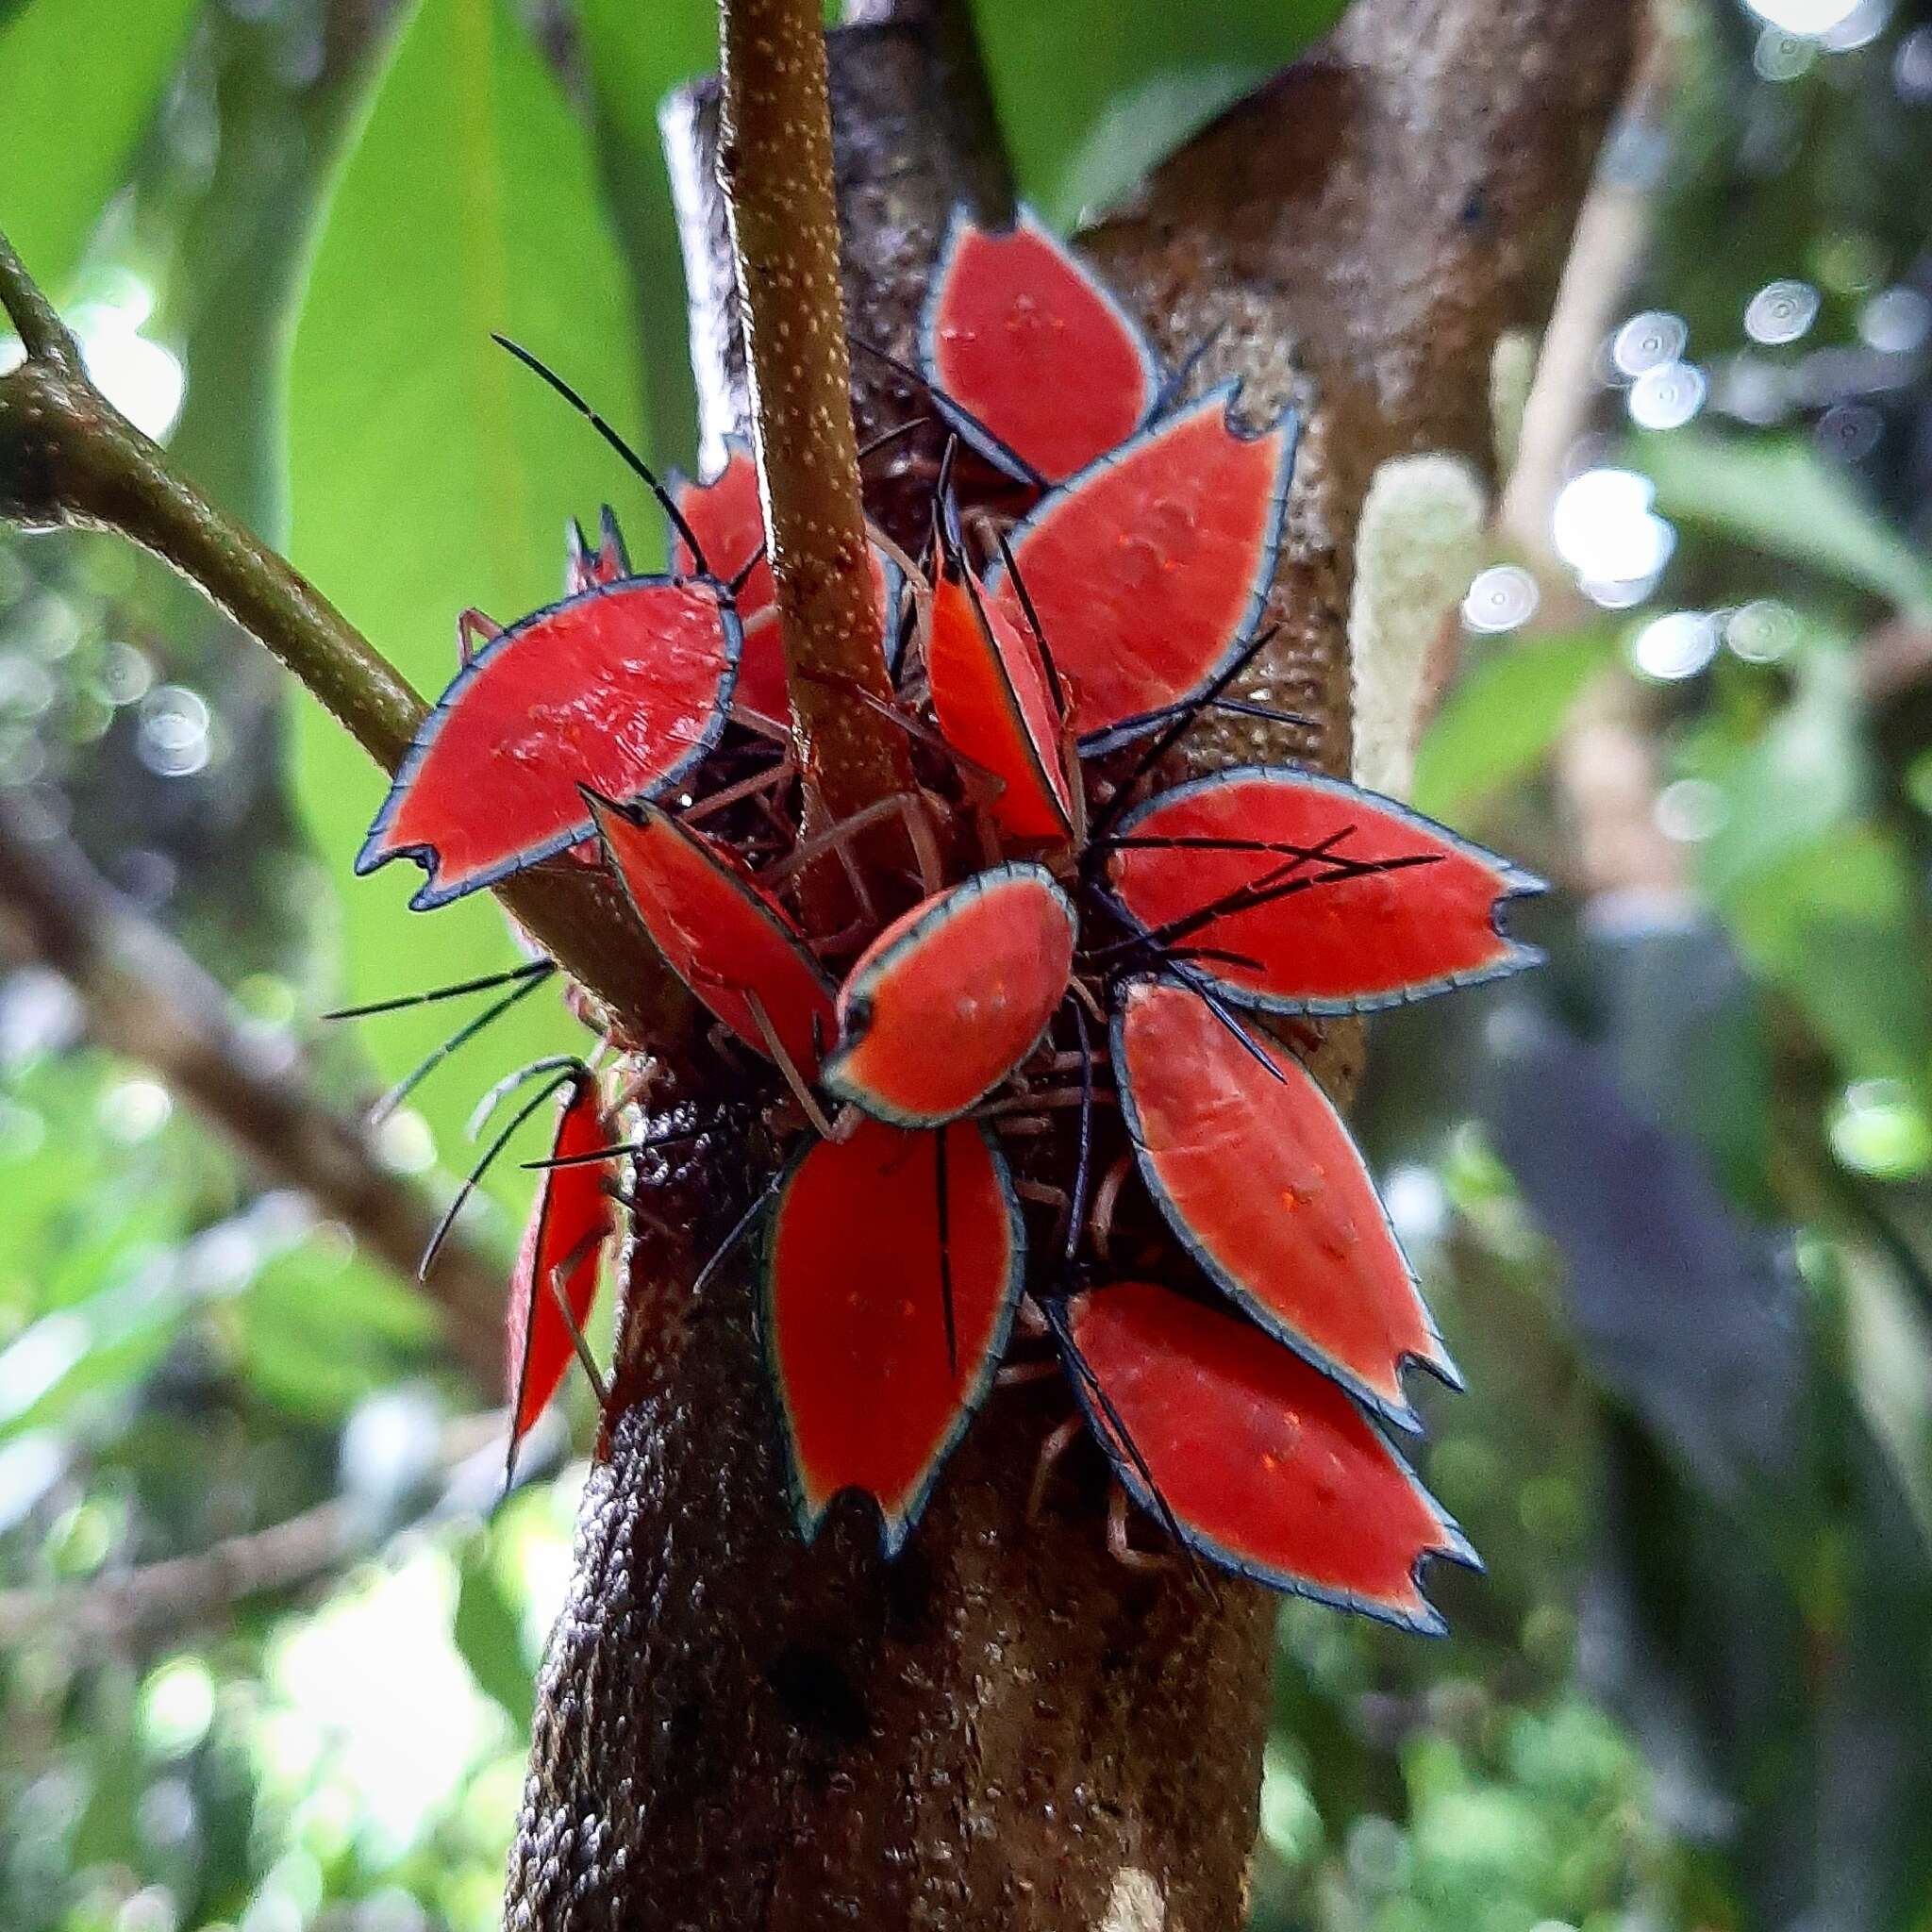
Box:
[1133,846,1446,958]
[324,957,554,1021]
[522,1123,709,1172]
[1088,828,1357,962]
[993,528,1067,724]
[369,963,559,1124]
[691,1167,790,1302]
[849,335,1049,491]
[856,414,933,463]
[507,1224,612,1491]
[1086,625,1281,843]
[491,333,712,576]
[726,541,767,601]
[1063,1000,1095,1266]
[422,1058,588,1280]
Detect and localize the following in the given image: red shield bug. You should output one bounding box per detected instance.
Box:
[1105,766,1544,1014]
[924,504,1074,843]
[920,207,1159,487]
[1056,1281,1475,1632]
[356,576,742,908]
[503,1066,617,1480]
[985,389,1295,744]
[586,793,836,1078]
[1110,976,1457,1431]
[823,863,1078,1127]
[763,1117,1024,1553]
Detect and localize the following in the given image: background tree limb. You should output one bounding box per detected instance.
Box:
[0,798,508,1391]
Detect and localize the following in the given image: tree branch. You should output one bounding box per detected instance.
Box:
[715,0,914,836]
[0,1409,517,1650]
[0,1491,358,1651]
[0,225,691,1044]
[0,800,508,1391]
[0,229,79,365]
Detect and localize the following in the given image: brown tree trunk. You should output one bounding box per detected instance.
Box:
[504,4,1632,1926]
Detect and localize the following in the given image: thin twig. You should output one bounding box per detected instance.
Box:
[0,230,79,363]
[0,224,687,1041]
[715,0,914,846]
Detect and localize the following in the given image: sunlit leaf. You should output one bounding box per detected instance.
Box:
[289,0,644,1215]
[572,0,718,465]
[0,0,201,292]
[455,1534,537,1730]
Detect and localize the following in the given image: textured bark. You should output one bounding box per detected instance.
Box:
[507,4,1633,1927]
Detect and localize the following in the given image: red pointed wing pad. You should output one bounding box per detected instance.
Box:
[673,438,773,624]
[591,798,835,1074]
[358,577,741,909]
[1111,977,1453,1428]
[919,206,1159,486]
[823,863,1077,1126]
[732,545,904,727]
[506,1074,615,1461]
[927,562,1073,841]
[987,390,1294,743]
[1062,1283,1472,1628]
[763,1118,1024,1553]
[1108,766,1543,1014]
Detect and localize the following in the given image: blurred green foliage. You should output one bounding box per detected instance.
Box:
[4,0,1932,1929]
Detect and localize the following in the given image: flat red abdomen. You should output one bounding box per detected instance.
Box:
[1112,977,1451,1427]
[1108,766,1541,1013]
[989,393,1291,741]
[764,1118,1024,1552]
[591,799,834,1075]
[506,1075,614,1457]
[923,209,1157,485]
[358,577,738,908]
[824,864,1076,1125]
[1065,1281,1469,1628]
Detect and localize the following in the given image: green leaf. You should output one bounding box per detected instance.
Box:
[0,0,202,293]
[237,1242,439,1424]
[1696,639,1868,903]
[455,1534,536,1730]
[288,0,645,1219]
[1412,630,1615,824]
[573,0,719,467]
[1640,430,1932,617]
[1718,825,1932,1099]
[968,0,1349,225]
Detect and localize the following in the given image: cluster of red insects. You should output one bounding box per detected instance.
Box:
[351,210,1541,1633]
